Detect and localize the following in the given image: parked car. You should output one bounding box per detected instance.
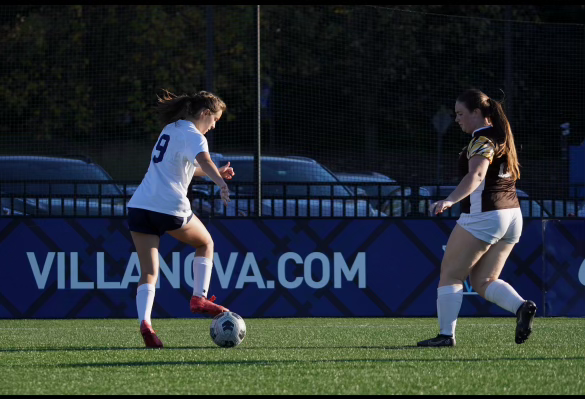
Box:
[578,202,585,217]
[334,172,430,216]
[191,154,381,217]
[1,195,29,216]
[420,185,545,217]
[0,155,126,216]
[538,198,585,218]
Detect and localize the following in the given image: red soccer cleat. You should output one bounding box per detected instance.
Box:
[190,295,229,317]
[140,321,164,349]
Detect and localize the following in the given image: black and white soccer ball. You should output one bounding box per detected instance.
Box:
[210,311,246,348]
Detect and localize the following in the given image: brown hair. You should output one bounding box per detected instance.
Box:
[457,88,520,180]
[156,89,227,127]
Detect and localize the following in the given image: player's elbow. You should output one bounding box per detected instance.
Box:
[468,170,484,183]
[198,158,214,170]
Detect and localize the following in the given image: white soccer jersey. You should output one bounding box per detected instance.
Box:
[128,119,209,217]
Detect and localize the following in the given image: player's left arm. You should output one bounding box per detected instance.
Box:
[193,162,234,179]
[193,168,206,177]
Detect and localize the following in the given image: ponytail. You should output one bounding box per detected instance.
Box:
[155,89,227,127]
[488,98,520,181]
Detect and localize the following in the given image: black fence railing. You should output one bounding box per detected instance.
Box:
[1,180,584,219]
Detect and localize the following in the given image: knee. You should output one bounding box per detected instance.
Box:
[198,235,214,253]
[439,270,464,287]
[439,262,465,287]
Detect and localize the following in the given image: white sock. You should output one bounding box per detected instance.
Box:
[484,279,525,314]
[136,283,155,326]
[193,256,213,298]
[437,284,463,337]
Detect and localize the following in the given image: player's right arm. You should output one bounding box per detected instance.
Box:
[195,151,231,205]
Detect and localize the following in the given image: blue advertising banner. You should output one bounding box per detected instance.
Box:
[542,220,585,316]
[0,218,583,319]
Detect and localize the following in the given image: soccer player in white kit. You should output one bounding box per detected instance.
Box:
[127,90,234,348]
[417,89,536,347]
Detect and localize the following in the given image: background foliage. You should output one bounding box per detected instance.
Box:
[0,5,583,198]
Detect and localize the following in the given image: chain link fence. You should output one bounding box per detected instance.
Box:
[1,5,583,217]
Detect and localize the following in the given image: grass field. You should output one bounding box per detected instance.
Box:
[0,317,583,395]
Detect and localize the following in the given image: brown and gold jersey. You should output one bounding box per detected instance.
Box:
[458,126,519,214]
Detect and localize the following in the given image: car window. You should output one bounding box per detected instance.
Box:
[336,176,402,197]
[0,160,121,195]
[214,159,353,197]
[360,185,402,197]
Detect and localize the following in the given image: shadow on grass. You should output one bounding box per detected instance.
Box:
[0,345,420,353]
[57,356,585,368]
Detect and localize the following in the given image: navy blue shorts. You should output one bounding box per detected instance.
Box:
[127,207,193,236]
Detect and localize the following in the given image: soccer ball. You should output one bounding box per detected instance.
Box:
[210,311,246,348]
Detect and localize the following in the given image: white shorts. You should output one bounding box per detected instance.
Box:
[456,208,523,244]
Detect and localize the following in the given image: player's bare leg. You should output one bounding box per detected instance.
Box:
[418,224,490,347]
[131,231,163,348]
[167,216,229,316]
[470,241,536,344]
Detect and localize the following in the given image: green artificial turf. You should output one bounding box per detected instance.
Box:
[0,317,583,395]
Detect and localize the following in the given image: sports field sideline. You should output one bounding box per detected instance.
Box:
[0,317,583,395]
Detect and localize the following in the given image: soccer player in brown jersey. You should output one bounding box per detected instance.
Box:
[417,89,536,347]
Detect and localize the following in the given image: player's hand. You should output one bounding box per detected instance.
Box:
[218,162,235,180]
[220,184,231,206]
[430,199,454,215]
